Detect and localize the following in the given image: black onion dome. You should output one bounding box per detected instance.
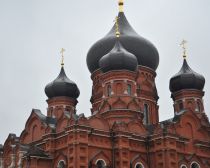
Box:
[45,67,80,99]
[169,59,205,93]
[87,12,159,73]
[99,39,138,72]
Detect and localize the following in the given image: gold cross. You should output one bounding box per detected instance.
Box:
[60,48,65,67]
[118,0,124,12]
[115,16,120,38]
[180,40,187,59]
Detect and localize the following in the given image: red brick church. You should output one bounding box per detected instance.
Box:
[0,1,210,168]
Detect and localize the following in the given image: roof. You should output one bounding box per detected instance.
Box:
[87,12,159,73]
[170,59,205,92]
[23,145,50,158]
[33,109,57,129]
[45,67,80,99]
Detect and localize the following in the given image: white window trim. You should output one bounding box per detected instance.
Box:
[180,164,188,168]
[190,161,200,168]
[95,159,107,166]
[57,160,66,168]
[134,162,144,168]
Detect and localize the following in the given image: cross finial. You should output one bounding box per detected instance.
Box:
[60,48,65,67]
[115,16,120,38]
[180,39,187,59]
[118,0,124,12]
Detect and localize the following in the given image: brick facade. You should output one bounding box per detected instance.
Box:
[0,1,210,168]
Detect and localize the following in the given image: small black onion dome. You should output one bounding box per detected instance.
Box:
[45,67,80,99]
[169,59,205,93]
[87,12,159,73]
[99,39,138,72]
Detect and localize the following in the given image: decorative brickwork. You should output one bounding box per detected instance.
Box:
[1,2,210,168]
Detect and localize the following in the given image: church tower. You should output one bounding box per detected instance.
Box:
[45,49,80,121]
[169,41,205,115]
[86,0,160,125]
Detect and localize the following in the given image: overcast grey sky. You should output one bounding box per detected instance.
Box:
[0,0,210,144]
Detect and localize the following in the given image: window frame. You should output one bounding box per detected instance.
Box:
[143,104,150,125]
[190,161,200,168]
[134,162,144,168]
[178,100,184,111]
[107,85,112,97]
[127,83,132,96]
[96,159,106,168]
[57,160,66,168]
[180,164,187,168]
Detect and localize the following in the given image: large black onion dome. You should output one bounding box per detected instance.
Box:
[169,59,205,93]
[45,67,80,99]
[87,12,159,73]
[99,39,138,72]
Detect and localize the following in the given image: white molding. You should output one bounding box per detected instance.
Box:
[180,164,187,168]
[190,161,200,168]
[96,159,107,166]
[134,162,144,168]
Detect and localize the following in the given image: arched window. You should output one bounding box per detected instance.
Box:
[96,160,106,168]
[143,104,149,125]
[135,162,144,168]
[127,84,132,95]
[32,125,38,141]
[191,162,200,168]
[57,160,66,168]
[107,85,112,97]
[180,164,187,168]
[179,101,184,111]
[196,101,202,112]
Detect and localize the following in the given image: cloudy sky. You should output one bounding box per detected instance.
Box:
[0,0,210,144]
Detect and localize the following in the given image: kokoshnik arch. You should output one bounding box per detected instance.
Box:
[0,1,210,168]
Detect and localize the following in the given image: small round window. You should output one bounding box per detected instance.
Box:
[57,160,65,168]
[180,164,187,168]
[96,159,106,168]
[191,162,200,168]
[135,163,144,168]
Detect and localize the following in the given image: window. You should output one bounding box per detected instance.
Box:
[180,165,187,168]
[179,101,184,111]
[143,104,149,125]
[107,85,112,97]
[127,84,132,95]
[191,162,200,168]
[135,163,144,168]
[96,160,106,168]
[57,160,66,168]
[196,102,202,112]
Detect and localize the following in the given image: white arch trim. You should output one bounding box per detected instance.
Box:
[180,164,188,168]
[134,162,144,168]
[190,161,200,168]
[95,159,107,166]
[57,160,66,168]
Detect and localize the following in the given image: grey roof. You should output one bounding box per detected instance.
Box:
[33,109,56,129]
[99,39,138,72]
[87,12,159,73]
[24,145,50,158]
[45,67,80,99]
[170,59,205,93]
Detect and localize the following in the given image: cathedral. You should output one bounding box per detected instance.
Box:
[0,1,210,168]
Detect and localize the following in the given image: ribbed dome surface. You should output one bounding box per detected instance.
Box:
[169,59,205,93]
[87,12,159,73]
[45,67,80,99]
[99,39,138,72]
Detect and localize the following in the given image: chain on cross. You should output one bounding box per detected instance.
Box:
[60,48,65,67]
[115,16,120,38]
[180,40,187,59]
